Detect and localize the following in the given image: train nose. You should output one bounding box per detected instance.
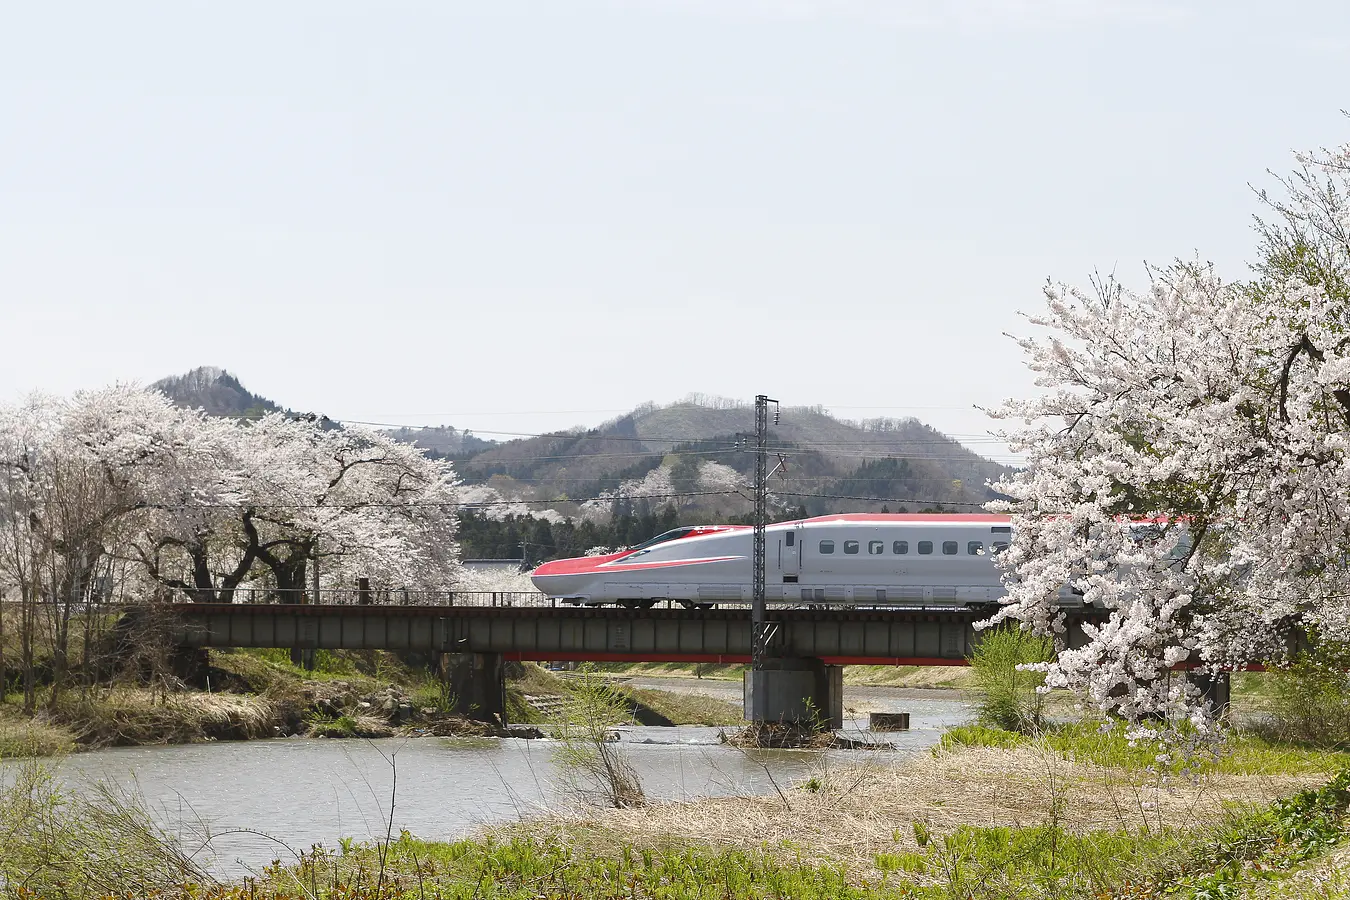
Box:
[529,559,587,596]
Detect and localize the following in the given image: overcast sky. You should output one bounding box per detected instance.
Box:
[3,1,1347,463]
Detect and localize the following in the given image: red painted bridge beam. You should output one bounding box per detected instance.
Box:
[501,652,1269,670]
[502,651,975,666]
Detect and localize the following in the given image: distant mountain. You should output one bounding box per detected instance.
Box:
[381,425,498,458]
[455,397,1011,518]
[149,373,1009,518]
[151,367,286,418]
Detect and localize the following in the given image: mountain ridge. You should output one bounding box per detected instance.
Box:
[150,369,1009,519]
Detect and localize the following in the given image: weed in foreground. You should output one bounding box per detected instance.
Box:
[0,757,216,895]
[549,674,645,809]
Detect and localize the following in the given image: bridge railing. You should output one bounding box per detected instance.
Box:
[182,587,556,607]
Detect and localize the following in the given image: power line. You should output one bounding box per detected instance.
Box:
[347,419,1013,448]
[773,491,992,508]
[139,490,745,512]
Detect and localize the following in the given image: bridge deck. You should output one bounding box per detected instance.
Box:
[158,603,1100,666]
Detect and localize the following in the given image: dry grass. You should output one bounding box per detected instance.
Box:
[509,744,1321,876]
[0,708,76,757]
[49,688,286,747]
[625,686,743,726]
[1256,844,1350,899]
[843,665,977,690]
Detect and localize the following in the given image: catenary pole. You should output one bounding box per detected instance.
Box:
[751,394,778,719]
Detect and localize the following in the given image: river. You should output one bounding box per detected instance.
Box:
[15,692,973,876]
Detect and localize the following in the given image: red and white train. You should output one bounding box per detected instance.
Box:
[530,513,1072,609]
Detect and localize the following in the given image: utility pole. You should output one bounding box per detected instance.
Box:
[750,394,778,720]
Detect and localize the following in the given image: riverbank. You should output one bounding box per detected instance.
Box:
[592,661,981,690]
[5,719,1349,899]
[0,651,744,755]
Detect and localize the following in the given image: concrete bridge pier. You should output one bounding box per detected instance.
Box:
[1188,671,1231,716]
[442,651,506,723]
[743,658,844,730]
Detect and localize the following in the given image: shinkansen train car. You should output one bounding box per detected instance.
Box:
[529,513,1068,609]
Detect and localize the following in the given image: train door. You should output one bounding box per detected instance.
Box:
[780,523,802,584]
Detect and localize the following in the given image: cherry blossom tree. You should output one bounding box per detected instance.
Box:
[0,387,203,705]
[0,390,460,615]
[234,414,460,599]
[990,139,1350,723]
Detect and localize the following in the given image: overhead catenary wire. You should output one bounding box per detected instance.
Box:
[348,419,1013,446]
[138,489,993,512]
[215,414,1017,459]
[141,490,747,511]
[771,491,992,508]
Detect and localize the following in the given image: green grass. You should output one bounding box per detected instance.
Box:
[941,720,1350,776]
[219,647,432,691]
[309,714,359,738]
[258,833,895,899]
[217,771,1350,898]
[506,665,743,727]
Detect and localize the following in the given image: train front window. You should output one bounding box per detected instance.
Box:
[626,528,693,552]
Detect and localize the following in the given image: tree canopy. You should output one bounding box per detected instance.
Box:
[991,138,1350,723]
[0,386,459,608]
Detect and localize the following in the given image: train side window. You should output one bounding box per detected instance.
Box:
[942,541,958,555]
[917,541,933,555]
[968,541,984,555]
[894,541,909,554]
[868,540,884,555]
[819,540,835,554]
[785,532,795,547]
[844,540,860,554]
[991,541,1010,554]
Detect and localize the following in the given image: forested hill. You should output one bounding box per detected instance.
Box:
[151,367,289,418]
[151,371,1010,522]
[451,399,1010,520]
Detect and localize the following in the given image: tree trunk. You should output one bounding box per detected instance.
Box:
[0,590,6,704]
[21,579,36,715]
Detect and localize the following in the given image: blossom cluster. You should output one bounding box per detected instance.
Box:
[990,140,1350,722]
[0,385,460,606]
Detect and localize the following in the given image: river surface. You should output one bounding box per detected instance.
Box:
[14,694,972,877]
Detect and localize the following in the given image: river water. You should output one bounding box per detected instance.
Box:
[15,695,972,876]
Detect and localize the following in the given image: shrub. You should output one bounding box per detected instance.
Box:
[0,758,215,894]
[310,714,358,738]
[550,674,644,808]
[1265,641,1350,749]
[970,627,1055,734]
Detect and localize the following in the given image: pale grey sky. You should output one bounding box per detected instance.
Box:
[2,1,1346,461]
